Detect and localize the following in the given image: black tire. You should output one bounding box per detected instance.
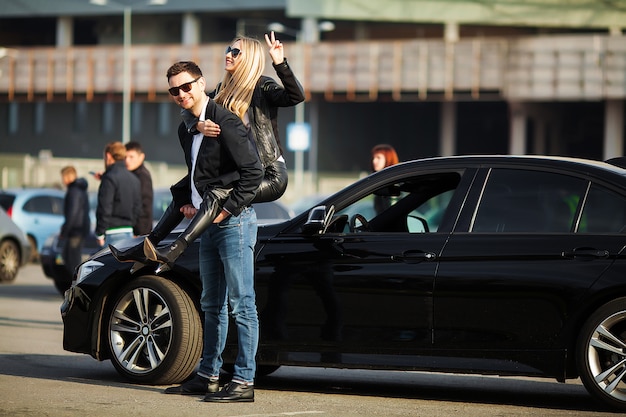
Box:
[0,240,20,282]
[107,275,202,385]
[576,297,626,411]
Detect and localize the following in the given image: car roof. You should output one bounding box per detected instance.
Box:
[1,188,66,197]
[383,155,626,178]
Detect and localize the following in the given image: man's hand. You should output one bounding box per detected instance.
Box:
[180,204,198,219]
[213,209,230,224]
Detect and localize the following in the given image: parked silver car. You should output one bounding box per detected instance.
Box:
[0,207,31,282]
[0,188,66,262]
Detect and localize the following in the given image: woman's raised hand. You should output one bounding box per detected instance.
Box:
[265,31,284,65]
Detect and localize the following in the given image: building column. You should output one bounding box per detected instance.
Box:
[532,119,546,154]
[509,102,526,155]
[439,101,456,156]
[604,99,624,160]
[56,16,73,47]
[182,13,200,45]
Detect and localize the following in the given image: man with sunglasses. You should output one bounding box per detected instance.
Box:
[153,61,263,402]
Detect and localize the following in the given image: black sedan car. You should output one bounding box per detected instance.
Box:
[62,155,626,410]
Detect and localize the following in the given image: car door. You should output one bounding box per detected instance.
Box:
[23,194,65,250]
[255,169,474,365]
[433,167,626,356]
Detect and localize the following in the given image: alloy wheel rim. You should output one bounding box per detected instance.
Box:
[587,310,626,401]
[0,245,18,278]
[109,287,173,374]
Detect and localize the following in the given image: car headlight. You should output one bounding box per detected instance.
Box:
[76,260,104,284]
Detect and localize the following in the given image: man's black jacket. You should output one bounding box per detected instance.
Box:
[95,161,141,237]
[172,98,263,217]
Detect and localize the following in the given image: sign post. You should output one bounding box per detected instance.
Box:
[287,122,311,195]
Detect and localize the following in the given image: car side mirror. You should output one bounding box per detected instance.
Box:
[302,206,326,235]
[302,205,335,235]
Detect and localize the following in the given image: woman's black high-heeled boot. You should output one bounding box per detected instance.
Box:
[109,200,185,272]
[144,189,228,274]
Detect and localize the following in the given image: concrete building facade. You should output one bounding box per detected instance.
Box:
[0,0,624,193]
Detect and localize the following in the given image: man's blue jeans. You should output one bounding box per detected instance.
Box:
[197,207,258,383]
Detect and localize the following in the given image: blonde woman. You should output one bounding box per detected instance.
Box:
[182,31,304,203]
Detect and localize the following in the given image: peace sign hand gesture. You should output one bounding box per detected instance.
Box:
[265,31,285,65]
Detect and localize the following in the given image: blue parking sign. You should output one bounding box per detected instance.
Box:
[287,122,310,152]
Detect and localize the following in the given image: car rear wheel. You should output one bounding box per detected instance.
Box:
[576,297,626,411]
[107,276,202,384]
[27,235,38,263]
[0,240,20,282]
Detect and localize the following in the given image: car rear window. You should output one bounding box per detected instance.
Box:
[473,168,588,233]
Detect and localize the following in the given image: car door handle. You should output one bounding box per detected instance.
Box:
[391,250,437,264]
[562,248,610,260]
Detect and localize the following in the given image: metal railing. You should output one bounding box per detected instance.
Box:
[1,34,624,102]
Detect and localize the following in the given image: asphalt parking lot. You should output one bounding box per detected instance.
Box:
[0,264,618,417]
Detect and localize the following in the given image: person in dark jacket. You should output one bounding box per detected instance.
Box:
[152,61,262,402]
[95,141,141,247]
[59,166,90,275]
[125,141,153,236]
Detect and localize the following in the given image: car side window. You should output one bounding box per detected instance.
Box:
[334,172,461,234]
[51,197,64,215]
[579,185,626,233]
[472,169,587,233]
[23,196,55,214]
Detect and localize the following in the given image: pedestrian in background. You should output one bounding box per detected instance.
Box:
[125,141,153,236]
[371,143,399,173]
[95,141,141,247]
[371,144,400,213]
[59,165,90,276]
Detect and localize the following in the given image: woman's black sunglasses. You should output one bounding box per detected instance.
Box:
[225,46,242,58]
[168,76,201,96]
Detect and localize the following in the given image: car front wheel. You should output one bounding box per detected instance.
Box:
[107,275,202,384]
[577,298,626,411]
[0,240,20,282]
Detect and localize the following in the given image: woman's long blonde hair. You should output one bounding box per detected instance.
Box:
[214,36,266,121]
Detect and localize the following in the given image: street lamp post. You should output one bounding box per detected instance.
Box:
[90,0,167,143]
[122,6,131,143]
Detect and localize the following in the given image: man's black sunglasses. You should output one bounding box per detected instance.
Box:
[225,46,242,58]
[168,76,201,96]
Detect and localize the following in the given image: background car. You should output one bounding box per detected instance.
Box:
[0,206,31,283]
[41,188,175,295]
[0,188,66,263]
[61,155,626,410]
[42,189,293,294]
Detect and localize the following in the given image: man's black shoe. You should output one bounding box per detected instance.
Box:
[203,382,254,403]
[163,374,219,395]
